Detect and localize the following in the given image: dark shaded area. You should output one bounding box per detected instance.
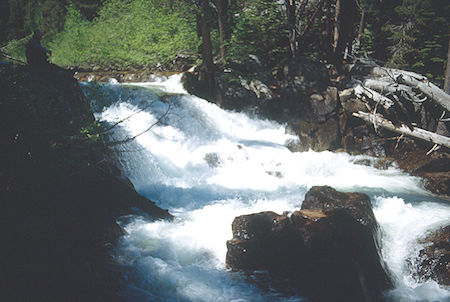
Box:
[0,65,171,301]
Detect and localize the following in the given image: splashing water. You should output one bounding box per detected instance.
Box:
[83,75,450,302]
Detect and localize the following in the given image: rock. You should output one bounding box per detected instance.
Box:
[249,79,274,101]
[409,225,450,285]
[305,87,339,122]
[287,117,341,152]
[339,88,369,113]
[302,186,377,230]
[0,65,172,302]
[226,187,392,301]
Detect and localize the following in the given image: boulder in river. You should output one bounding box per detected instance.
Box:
[226,186,392,301]
[408,224,450,286]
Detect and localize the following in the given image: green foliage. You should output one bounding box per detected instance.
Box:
[49,3,91,66]
[1,34,32,62]
[358,25,376,56]
[385,0,449,84]
[50,0,200,69]
[227,0,288,67]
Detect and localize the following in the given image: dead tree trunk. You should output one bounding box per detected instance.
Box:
[397,75,450,112]
[353,111,450,148]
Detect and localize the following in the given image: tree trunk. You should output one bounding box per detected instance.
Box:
[354,84,394,109]
[353,111,450,148]
[285,0,297,59]
[332,0,358,65]
[332,0,342,62]
[216,0,228,59]
[397,74,450,112]
[352,6,365,54]
[444,37,450,94]
[198,3,214,72]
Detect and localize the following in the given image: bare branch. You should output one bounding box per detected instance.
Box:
[108,103,172,146]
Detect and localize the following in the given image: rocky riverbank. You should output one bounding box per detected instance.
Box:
[0,65,172,302]
[181,58,450,199]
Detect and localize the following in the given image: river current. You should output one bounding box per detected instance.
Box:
[82,74,450,302]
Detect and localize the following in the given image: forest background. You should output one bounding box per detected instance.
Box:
[1,0,449,87]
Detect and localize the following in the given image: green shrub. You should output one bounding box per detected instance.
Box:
[50,0,199,69]
[1,34,32,62]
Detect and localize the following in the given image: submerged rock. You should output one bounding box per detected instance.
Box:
[409,225,450,286]
[226,186,392,301]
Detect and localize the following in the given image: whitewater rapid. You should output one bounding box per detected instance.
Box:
[82,75,450,302]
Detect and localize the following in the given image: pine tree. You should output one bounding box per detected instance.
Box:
[385,0,450,84]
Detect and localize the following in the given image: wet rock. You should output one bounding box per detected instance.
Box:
[302,186,377,230]
[226,186,392,301]
[288,117,341,152]
[409,225,450,286]
[204,152,221,168]
[305,87,339,123]
[385,138,450,197]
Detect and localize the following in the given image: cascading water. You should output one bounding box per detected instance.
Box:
[82,75,450,302]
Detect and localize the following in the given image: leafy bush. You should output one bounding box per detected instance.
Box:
[50,0,199,69]
[1,34,32,62]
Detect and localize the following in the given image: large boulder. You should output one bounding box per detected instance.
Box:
[302,186,377,230]
[408,225,450,286]
[226,186,392,302]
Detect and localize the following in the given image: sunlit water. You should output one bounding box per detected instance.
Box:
[82,75,450,302]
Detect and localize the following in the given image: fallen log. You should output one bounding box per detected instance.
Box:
[363,79,427,104]
[396,75,450,112]
[354,84,394,109]
[360,67,450,111]
[352,111,450,149]
[363,79,411,94]
[369,67,427,82]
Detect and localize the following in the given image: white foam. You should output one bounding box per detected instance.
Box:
[89,76,450,301]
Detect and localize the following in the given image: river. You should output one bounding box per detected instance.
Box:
[81,74,450,302]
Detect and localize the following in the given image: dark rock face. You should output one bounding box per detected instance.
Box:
[409,225,450,286]
[226,186,392,302]
[0,65,172,302]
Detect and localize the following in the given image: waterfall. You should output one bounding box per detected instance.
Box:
[82,75,450,302]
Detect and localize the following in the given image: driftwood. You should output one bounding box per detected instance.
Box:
[353,111,450,149]
[368,67,427,82]
[354,84,394,109]
[344,63,450,150]
[363,67,450,111]
[396,75,450,112]
[363,79,427,104]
